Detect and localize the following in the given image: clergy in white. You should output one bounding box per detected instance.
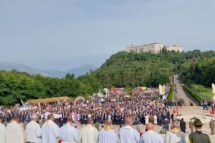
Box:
[25,114,41,143]
[6,116,24,143]
[41,114,59,143]
[79,118,98,143]
[59,117,78,143]
[99,120,118,143]
[119,116,140,143]
[140,123,164,143]
[0,116,6,143]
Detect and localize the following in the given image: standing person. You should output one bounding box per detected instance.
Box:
[163,117,169,131]
[145,114,149,125]
[171,113,174,123]
[209,119,215,135]
[119,115,140,143]
[41,114,59,143]
[25,114,41,143]
[59,117,78,143]
[0,116,6,143]
[189,118,211,143]
[6,115,24,143]
[79,117,98,143]
[180,118,186,133]
[140,123,164,143]
[98,119,118,143]
[165,120,187,143]
[154,114,157,125]
[189,119,194,133]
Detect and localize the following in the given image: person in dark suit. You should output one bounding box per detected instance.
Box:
[180,118,186,133]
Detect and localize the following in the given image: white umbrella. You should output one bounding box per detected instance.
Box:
[42,112,62,119]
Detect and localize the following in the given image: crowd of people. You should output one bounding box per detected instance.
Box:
[0,89,212,143]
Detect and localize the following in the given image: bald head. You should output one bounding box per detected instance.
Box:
[146,123,154,131]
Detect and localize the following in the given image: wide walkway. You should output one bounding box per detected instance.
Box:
[174,75,198,106]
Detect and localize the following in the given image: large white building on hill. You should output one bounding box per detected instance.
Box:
[124,43,183,54]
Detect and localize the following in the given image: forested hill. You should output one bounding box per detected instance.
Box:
[94,50,215,88]
[0,50,214,105]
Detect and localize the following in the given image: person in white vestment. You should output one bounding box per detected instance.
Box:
[0,116,6,143]
[59,117,78,143]
[6,116,24,143]
[145,115,149,125]
[79,117,98,143]
[140,123,164,143]
[25,114,41,143]
[119,115,140,143]
[154,115,157,125]
[98,119,118,143]
[41,114,59,143]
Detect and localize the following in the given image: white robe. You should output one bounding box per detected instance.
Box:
[25,120,41,143]
[79,124,98,143]
[99,129,118,143]
[119,125,140,143]
[41,120,59,143]
[6,121,24,143]
[140,130,164,143]
[0,123,6,143]
[59,123,78,143]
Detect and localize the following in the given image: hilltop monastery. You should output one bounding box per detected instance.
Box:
[124,43,183,54]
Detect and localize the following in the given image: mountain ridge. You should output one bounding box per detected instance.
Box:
[0,62,96,78]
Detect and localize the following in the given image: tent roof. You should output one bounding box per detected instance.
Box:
[28,96,70,104]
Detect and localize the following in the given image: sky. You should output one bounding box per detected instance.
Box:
[0,0,215,71]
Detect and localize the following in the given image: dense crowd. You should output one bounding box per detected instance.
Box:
[0,89,212,143]
[0,91,173,127]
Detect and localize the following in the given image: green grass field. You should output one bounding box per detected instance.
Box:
[183,84,213,102]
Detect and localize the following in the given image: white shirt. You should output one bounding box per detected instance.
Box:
[25,120,41,143]
[41,120,59,143]
[79,124,98,143]
[6,121,24,143]
[59,123,78,143]
[0,123,6,143]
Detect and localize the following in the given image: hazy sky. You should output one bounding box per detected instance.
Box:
[0,0,214,70]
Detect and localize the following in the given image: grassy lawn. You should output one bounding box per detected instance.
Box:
[183,84,213,102]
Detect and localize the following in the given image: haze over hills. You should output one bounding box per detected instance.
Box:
[0,62,96,77]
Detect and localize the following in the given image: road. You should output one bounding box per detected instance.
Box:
[174,75,198,106]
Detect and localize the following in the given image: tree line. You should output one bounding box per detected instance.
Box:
[0,50,214,105]
[0,71,100,105]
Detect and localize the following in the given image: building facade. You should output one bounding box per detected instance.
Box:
[124,43,183,54]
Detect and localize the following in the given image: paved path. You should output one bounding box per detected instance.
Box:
[178,106,215,142]
[174,75,198,106]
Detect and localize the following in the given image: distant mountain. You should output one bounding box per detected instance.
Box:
[0,62,49,76]
[67,64,97,77]
[0,62,97,78]
[42,69,66,78]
